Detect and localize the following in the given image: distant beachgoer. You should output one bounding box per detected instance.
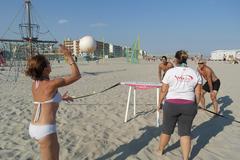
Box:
[57,57,60,63]
[223,54,226,61]
[25,45,81,160]
[158,56,173,81]
[197,60,220,113]
[0,50,6,67]
[156,50,202,160]
[74,55,78,62]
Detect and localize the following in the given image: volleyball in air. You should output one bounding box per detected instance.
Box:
[79,35,97,54]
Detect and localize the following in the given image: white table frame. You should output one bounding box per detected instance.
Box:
[121,82,161,127]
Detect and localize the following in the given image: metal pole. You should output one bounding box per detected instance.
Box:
[102,37,105,63]
[156,88,160,127]
[26,0,32,39]
[25,0,33,55]
[124,86,132,122]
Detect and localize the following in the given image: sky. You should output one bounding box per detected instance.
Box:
[0,0,239,56]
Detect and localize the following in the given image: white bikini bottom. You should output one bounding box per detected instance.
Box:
[29,123,57,140]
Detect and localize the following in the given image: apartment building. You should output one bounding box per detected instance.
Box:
[63,38,73,52]
[63,38,147,58]
[94,41,109,58]
[109,44,125,57]
[63,38,80,55]
[73,40,80,55]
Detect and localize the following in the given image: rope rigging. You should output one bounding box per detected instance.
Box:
[0,4,24,39]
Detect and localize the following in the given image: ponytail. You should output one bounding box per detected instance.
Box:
[175,50,188,64]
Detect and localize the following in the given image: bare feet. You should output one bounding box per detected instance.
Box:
[198,105,205,110]
[154,148,164,156]
[214,107,219,114]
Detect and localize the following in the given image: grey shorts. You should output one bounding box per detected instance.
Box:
[162,101,197,136]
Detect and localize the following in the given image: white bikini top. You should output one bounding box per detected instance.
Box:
[33,81,62,122]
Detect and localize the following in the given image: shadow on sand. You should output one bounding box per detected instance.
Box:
[83,69,126,76]
[126,108,156,122]
[96,125,162,160]
[96,96,234,159]
[164,95,234,160]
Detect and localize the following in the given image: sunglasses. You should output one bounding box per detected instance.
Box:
[198,62,204,64]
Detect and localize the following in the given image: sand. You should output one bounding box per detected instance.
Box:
[0,58,240,160]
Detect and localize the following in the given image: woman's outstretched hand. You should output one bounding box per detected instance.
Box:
[62,91,74,103]
[59,44,72,57]
[157,103,163,111]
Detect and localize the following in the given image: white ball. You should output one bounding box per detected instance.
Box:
[79,35,97,54]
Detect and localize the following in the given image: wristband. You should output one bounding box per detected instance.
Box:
[69,62,75,65]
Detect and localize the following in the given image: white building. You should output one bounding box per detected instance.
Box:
[73,40,80,55]
[210,49,240,60]
[109,44,113,53]
[63,38,80,56]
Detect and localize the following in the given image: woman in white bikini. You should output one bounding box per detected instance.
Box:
[25,45,81,160]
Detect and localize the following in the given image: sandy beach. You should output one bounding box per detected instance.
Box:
[0,57,240,160]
